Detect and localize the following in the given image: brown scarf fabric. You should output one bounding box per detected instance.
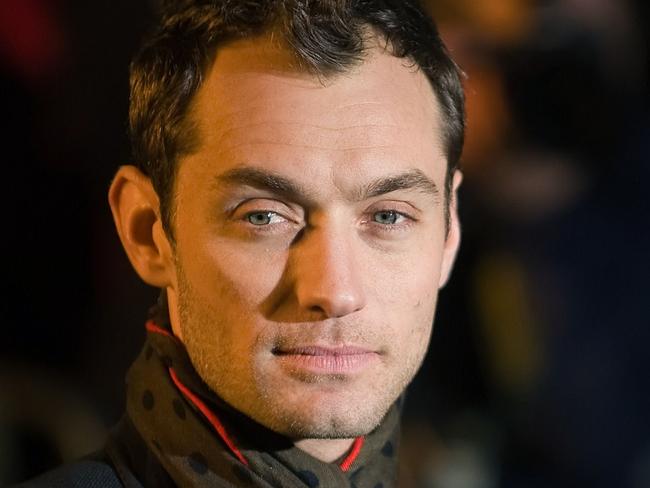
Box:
[124,302,401,487]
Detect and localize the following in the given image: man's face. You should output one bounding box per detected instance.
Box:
[166,35,459,439]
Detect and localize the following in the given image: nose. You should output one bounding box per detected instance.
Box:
[292,224,367,319]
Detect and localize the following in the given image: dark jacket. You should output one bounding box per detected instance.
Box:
[15,417,175,488]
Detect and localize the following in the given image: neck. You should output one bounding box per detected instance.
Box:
[294,437,355,463]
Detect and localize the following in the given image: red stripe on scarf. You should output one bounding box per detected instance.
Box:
[339,436,364,472]
[145,320,179,342]
[169,366,250,466]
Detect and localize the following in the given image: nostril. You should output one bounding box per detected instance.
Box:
[303,291,365,319]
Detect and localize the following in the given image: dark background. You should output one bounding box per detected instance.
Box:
[1,1,648,486]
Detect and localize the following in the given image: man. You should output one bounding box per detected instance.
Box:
[21,0,464,486]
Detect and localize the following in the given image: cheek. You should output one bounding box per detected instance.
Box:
[368,242,441,349]
[368,240,443,308]
[185,237,288,313]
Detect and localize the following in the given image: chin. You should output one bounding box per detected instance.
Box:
[258,390,393,439]
[276,412,382,440]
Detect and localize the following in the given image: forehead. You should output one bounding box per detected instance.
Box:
[182,34,446,191]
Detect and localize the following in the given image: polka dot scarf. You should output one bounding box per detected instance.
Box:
[124,299,401,487]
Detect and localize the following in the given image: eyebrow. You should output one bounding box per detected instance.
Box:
[214,167,314,203]
[214,166,440,204]
[360,169,440,201]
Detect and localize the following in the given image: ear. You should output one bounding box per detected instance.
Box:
[108,165,175,288]
[438,170,463,289]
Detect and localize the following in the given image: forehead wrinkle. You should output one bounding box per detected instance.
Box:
[202,99,391,124]
[198,77,412,132]
[208,110,403,139]
[217,142,408,155]
[198,105,409,158]
[211,121,402,155]
[208,119,413,159]
[216,121,401,137]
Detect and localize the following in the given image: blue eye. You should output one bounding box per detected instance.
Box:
[247,211,273,225]
[245,211,289,226]
[372,210,402,225]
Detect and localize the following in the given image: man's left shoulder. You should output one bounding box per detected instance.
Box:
[12,458,127,488]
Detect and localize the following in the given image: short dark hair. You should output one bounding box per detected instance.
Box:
[129,0,465,236]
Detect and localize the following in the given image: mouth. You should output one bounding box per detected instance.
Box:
[272,345,380,376]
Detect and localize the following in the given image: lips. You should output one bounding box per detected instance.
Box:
[272,345,379,375]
